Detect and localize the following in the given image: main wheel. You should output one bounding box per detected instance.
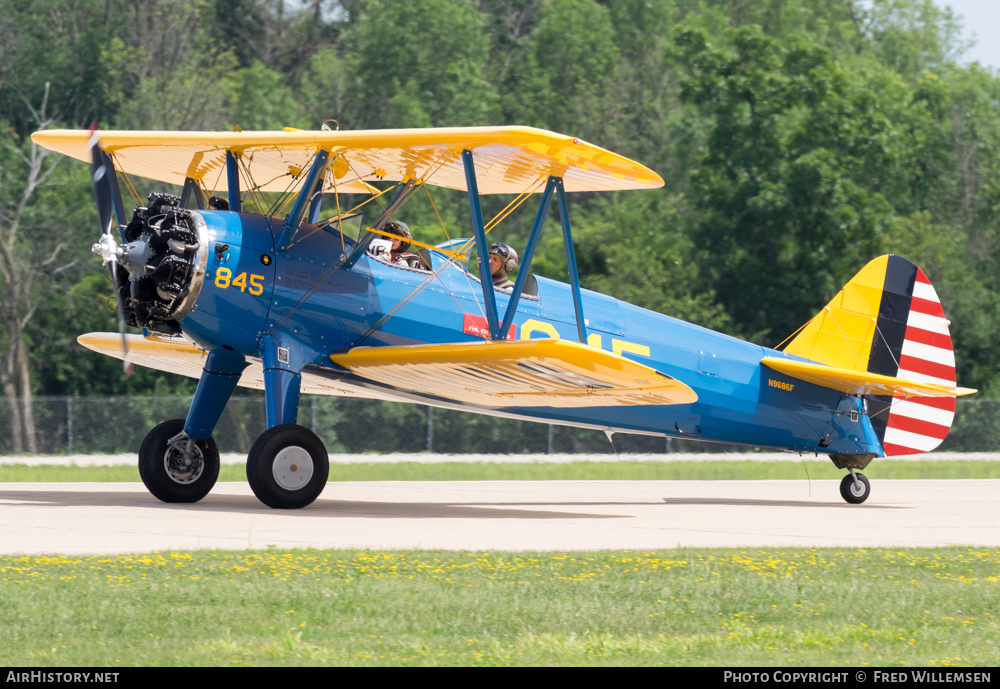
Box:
[138,419,220,503]
[839,472,871,504]
[246,424,329,509]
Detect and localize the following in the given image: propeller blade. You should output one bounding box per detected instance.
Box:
[88,128,132,377]
[108,261,134,378]
[88,131,115,237]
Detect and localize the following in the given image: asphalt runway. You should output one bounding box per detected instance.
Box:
[1,479,997,554]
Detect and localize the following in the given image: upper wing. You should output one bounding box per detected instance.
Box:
[330,339,696,408]
[31,126,663,195]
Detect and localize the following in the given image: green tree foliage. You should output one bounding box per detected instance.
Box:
[501,0,619,137]
[677,25,895,342]
[346,0,500,128]
[102,1,238,130]
[231,60,309,130]
[861,0,968,80]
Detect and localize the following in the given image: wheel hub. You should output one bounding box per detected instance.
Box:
[163,444,204,484]
[272,446,314,490]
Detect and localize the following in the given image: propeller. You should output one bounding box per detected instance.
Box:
[88,128,134,378]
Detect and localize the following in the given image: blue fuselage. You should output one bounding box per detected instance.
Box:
[179,211,883,457]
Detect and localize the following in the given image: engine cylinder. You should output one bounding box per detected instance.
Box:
[117,193,209,334]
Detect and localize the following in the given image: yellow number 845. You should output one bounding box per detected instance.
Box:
[214,267,265,296]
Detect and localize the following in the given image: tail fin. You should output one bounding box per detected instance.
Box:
[782,255,964,456]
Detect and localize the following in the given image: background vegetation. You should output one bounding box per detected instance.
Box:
[3,0,999,453]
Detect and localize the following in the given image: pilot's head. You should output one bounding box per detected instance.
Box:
[384,221,411,255]
[489,242,518,278]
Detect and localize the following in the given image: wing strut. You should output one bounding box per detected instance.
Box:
[99,149,128,234]
[462,149,502,340]
[225,151,242,212]
[278,149,330,251]
[499,176,557,337]
[463,153,588,344]
[180,176,206,210]
[556,177,588,344]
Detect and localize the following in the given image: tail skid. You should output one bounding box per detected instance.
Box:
[779,255,973,456]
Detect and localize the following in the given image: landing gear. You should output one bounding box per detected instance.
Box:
[138,419,220,503]
[839,471,871,504]
[246,424,329,509]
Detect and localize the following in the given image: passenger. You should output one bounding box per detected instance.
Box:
[488,242,518,291]
[368,220,427,269]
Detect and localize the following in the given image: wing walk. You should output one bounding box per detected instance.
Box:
[330,339,697,408]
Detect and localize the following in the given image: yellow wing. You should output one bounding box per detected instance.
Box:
[79,334,695,408]
[76,333,392,400]
[31,126,663,195]
[331,339,696,408]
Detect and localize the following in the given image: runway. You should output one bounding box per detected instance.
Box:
[1,479,997,554]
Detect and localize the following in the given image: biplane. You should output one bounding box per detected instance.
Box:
[31,125,975,508]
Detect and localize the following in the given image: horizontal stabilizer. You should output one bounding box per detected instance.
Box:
[762,356,976,399]
[331,339,697,408]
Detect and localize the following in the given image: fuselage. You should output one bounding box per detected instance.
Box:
[177,211,883,457]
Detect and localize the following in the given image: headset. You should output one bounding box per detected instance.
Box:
[489,242,518,274]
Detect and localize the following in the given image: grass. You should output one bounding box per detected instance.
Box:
[1,547,997,666]
[2,459,1000,483]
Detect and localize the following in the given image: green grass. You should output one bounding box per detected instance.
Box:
[2,459,999,483]
[1,548,997,666]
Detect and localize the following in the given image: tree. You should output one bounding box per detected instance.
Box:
[532,193,733,331]
[231,60,309,130]
[345,0,500,129]
[102,1,238,130]
[0,87,91,451]
[677,25,896,342]
[860,0,968,81]
[501,0,619,138]
[0,0,122,137]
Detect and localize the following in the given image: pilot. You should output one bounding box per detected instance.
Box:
[489,242,518,290]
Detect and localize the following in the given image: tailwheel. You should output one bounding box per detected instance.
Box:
[246,424,329,509]
[138,419,220,503]
[839,471,871,504]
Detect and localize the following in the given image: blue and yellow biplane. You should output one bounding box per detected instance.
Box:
[32,125,975,508]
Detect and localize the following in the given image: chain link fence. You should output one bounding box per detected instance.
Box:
[1,395,996,456]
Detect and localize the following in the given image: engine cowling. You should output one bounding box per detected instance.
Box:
[116,193,209,334]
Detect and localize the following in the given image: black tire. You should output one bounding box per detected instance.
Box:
[246,424,329,509]
[839,472,871,504]
[138,419,220,503]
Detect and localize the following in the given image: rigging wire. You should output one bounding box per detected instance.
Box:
[111,154,142,207]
